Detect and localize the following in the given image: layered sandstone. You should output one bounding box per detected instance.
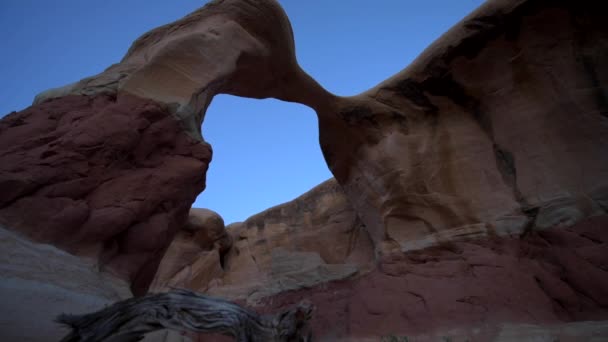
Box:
[252,216,608,340]
[208,179,373,303]
[151,180,373,304]
[31,0,327,138]
[0,225,131,342]
[0,0,310,294]
[6,0,606,292]
[149,208,231,292]
[314,0,608,255]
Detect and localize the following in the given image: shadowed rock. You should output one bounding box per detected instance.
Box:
[0,0,607,340]
[0,94,211,295]
[149,208,232,292]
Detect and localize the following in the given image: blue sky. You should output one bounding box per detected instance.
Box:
[0,0,484,224]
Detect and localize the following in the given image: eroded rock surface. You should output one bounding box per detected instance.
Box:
[313,0,608,255]
[253,216,608,340]
[0,94,211,295]
[32,0,329,139]
[0,225,131,342]
[209,180,371,304]
[149,208,231,292]
[6,0,606,292]
[0,0,327,295]
[153,180,373,304]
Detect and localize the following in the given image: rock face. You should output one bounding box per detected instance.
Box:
[149,208,231,292]
[208,179,373,304]
[252,216,608,340]
[151,180,372,305]
[0,225,131,342]
[313,0,608,255]
[1,0,607,340]
[0,0,324,295]
[0,94,211,295]
[31,0,325,138]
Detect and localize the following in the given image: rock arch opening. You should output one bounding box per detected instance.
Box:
[194,94,332,225]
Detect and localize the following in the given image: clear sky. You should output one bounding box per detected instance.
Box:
[0,0,484,224]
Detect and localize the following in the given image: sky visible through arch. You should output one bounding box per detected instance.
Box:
[0,0,484,224]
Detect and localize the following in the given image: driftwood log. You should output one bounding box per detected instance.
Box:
[57,288,313,342]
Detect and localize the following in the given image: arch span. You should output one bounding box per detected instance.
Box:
[2,0,608,297]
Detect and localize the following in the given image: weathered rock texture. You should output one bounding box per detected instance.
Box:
[57,288,313,342]
[149,208,231,292]
[4,0,606,291]
[0,225,131,342]
[208,179,373,304]
[313,0,608,255]
[150,180,372,305]
[251,216,608,340]
[31,0,323,138]
[0,0,324,295]
[0,94,211,295]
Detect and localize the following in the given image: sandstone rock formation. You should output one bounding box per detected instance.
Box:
[1,0,607,340]
[209,179,373,304]
[314,0,608,255]
[0,224,131,342]
[0,0,326,295]
[149,208,231,292]
[0,94,211,295]
[150,180,372,305]
[251,216,608,340]
[31,0,324,138]
[27,0,608,260]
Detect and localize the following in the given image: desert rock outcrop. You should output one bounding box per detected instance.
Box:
[0,0,312,294]
[250,216,608,340]
[31,0,329,139]
[7,0,606,289]
[209,179,373,303]
[150,180,372,304]
[0,225,131,342]
[0,94,211,295]
[149,208,231,292]
[0,0,607,340]
[313,0,608,255]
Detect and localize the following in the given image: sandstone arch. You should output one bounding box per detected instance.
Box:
[1,0,607,299]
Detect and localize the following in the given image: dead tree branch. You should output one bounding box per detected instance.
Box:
[57,288,313,342]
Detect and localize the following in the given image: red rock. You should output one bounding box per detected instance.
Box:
[0,94,211,295]
[248,216,608,340]
[310,0,608,254]
[22,0,608,261]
